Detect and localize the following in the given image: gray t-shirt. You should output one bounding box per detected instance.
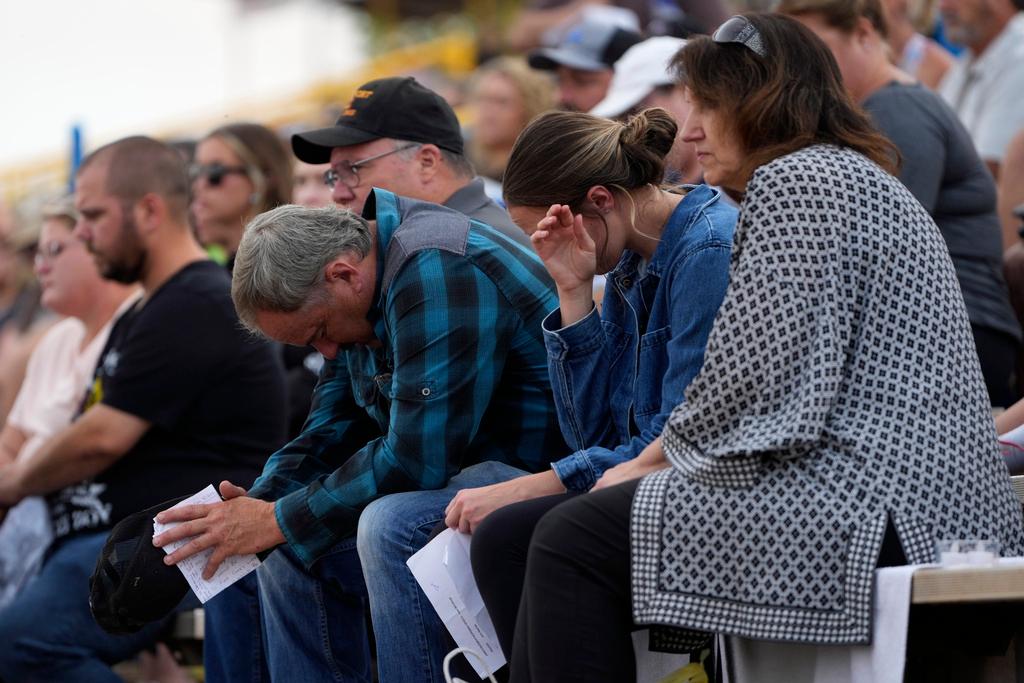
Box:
[443,178,532,248]
[864,81,1020,340]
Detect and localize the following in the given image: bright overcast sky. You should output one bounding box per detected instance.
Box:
[0,0,365,170]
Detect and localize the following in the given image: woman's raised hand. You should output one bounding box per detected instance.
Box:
[530,204,597,294]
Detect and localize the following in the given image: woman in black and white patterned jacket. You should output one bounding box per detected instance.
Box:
[506,13,1024,682]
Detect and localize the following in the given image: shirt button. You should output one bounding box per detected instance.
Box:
[420,387,431,397]
[621,278,632,288]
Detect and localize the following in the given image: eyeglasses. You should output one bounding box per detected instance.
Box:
[189,162,250,187]
[712,15,767,58]
[34,240,74,267]
[323,144,420,189]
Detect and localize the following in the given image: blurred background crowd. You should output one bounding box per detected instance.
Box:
[1,0,1024,678]
[3,0,1024,421]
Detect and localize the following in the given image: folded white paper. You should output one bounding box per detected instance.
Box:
[152,484,261,603]
[407,528,505,678]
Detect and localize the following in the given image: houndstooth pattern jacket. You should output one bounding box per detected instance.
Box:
[631,144,1024,648]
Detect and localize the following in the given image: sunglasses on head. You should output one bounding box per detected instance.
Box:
[189,162,249,187]
[712,15,767,58]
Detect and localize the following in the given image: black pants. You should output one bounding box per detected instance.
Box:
[471,477,908,683]
[471,482,639,683]
[471,492,578,658]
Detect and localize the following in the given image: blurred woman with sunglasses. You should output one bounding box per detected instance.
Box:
[503,14,1024,681]
[778,0,1020,409]
[0,198,136,609]
[190,123,293,263]
[189,122,294,683]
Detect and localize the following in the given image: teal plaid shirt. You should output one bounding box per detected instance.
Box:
[249,190,565,567]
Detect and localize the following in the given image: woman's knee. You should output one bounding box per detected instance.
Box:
[530,496,591,561]
[471,503,528,579]
[528,486,634,580]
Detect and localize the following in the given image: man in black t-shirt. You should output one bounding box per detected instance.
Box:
[0,136,287,683]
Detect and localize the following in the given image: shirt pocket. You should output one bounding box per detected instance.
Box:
[634,325,671,418]
[353,370,399,421]
[390,376,438,402]
[351,369,379,410]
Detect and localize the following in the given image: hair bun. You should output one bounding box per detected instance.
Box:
[619,108,678,185]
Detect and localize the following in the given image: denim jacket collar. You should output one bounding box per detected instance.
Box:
[606,184,720,284]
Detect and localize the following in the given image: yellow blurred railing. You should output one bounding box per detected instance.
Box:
[0,30,477,206]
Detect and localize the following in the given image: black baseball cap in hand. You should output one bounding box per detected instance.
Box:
[90,494,192,634]
[292,76,465,164]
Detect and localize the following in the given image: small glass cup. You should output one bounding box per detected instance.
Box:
[936,539,1000,567]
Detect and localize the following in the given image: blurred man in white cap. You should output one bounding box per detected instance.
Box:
[590,35,701,184]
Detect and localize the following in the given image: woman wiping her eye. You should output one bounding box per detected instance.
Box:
[445,106,737,660]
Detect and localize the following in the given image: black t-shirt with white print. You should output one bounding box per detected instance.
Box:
[48,260,287,541]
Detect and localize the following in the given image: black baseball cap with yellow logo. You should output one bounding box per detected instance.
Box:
[292,76,465,164]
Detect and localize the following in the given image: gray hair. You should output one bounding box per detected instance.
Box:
[231,204,372,334]
[393,138,475,179]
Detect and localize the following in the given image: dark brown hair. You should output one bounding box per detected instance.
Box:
[207,123,293,213]
[673,13,898,180]
[78,136,191,223]
[775,0,890,39]
[503,108,677,211]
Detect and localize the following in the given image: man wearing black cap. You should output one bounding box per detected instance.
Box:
[527,15,643,111]
[293,76,530,246]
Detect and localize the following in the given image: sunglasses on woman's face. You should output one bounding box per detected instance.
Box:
[34,239,76,268]
[712,15,767,58]
[189,162,249,187]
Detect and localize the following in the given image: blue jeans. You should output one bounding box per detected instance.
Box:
[0,532,188,683]
[204,572,268,683]
[358,460,527,683]
[257,532,372,682]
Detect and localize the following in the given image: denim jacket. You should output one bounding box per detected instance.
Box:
[544,184,736,491]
